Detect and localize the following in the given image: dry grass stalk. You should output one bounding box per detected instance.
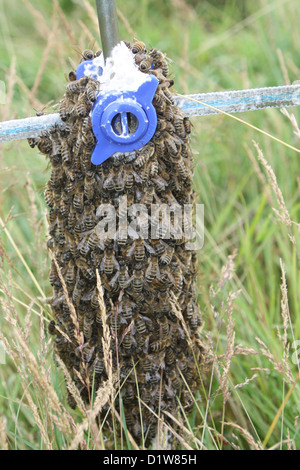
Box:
[77,20,99,47]
[68,376,116,450]
[170,291,194,351]
[0,417,8,451]
[82,0,98,29]
[276,48,290,85]
[223,422,263,450]
[96,270,112,382]
[281,108,300,139]
[50,252,83,347]
[244,143,273,205]
[215,291,239,404]
[53,0,77,44]
[56,357,87,417]
[279,259,290,369]
[140,400,194,450]
[21,0,51,37]
[0,291,72,438]
[31,28,57,98]
[253,141,293,230]
[254,337,293,384]
[116,8,136,38]
[1,57,16,122]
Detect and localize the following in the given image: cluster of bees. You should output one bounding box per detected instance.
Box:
[28,41,202,444]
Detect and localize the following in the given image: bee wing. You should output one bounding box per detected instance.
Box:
[128,226,139,240]
[144,241,155,255]
[109,271,119,287]
[122,275,134,289]
[103,174,114,190]
[113,257,120,270]
[126,241,136,257]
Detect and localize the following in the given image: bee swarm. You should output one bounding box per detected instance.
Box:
[29,42,203,444]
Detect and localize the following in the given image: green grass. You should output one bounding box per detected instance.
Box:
[0,0,300,450]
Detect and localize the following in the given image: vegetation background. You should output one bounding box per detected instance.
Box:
[0,0,299,450]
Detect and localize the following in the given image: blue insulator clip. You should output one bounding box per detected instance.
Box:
[76,59,158,166]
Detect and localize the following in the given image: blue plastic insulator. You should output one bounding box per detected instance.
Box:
[91,75,159,165]
[76,60,103,81]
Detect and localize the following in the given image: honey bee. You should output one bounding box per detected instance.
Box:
[109,260,130,289]
[164,133,178,156]
[149,48,165,62]
[149,158,158,177]
[167,369,181,390]
[73,187,84,213]
[57,213,66,238]
[101,247,119,275]
[173,115,186,139]
[185,299,195,321]
[83,311,94,340]
[149,337,170,353]
[119,297,135,322]
[158,315,169,339]
[44,186,54,208]
[49,260,59,287]
[165,345,176,365]
[74,98,90,118]
[86,81,98,103]
[152,91,166,112]
[48,320,57,336]
[160,244,174,265]
[81,49,94,61]
[139,58,153,73]
[145,255,159,283]
[61,140,71,166]
[134,315,147,335]
[131,264,144,293]
[131,41,146,54]
[141,382,152,404]
[37,132,53,154]
[84,204,95,230]
[152,175,168,192]
[134,143,155,169]
[110,312,121,336]
[151,239,167,256]
[93,352,104,375]
[65,260,76,286]
[87,229,100,250]
[140,183,155,206]
[126,238,144,262]
[121,330,133,354]
[174,156,188,180]
[59,99,69,121]
[77,235,89,257]
[138,351,152,372]
[183,117,192,134]
[157,290,171,314]
[123,163,134,189]
[172,266,183,292]
[59,198,69,218]
[162,87,174,106]
[69,71,77,81]
[76,257,95,280]
[164,105,173,121]
[66,76,89,94]
[149,49,169,77]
